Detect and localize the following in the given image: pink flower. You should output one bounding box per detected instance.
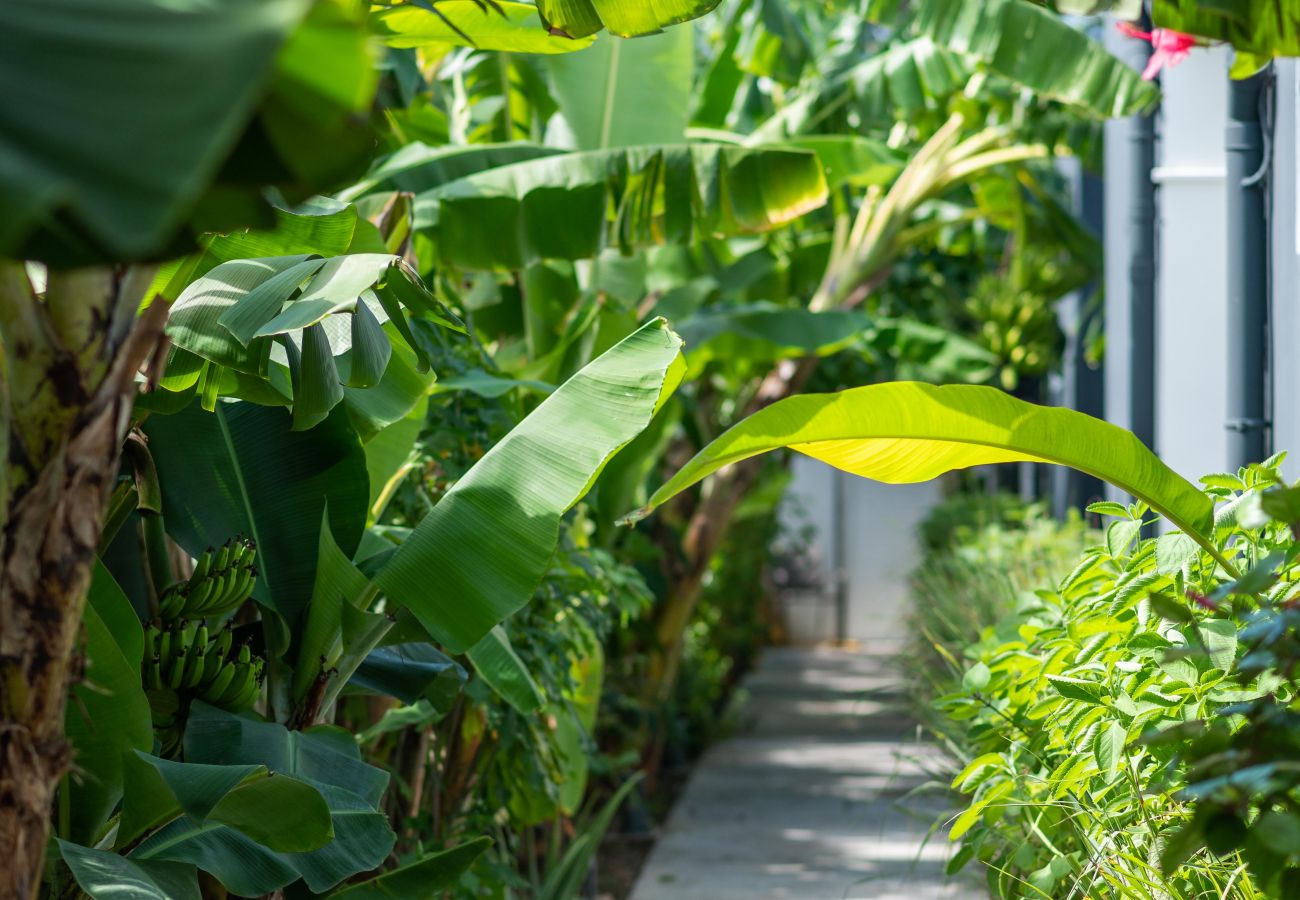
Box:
[1117,22,1197,80]
[1187,590,1217,610]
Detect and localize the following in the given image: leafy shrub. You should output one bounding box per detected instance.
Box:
[906,494,1094,721]
[916,460,1300,898]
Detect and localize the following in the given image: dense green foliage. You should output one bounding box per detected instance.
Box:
[2,1,1232,898]
[902,463,1300,898]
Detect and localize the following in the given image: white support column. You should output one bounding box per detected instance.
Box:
[1153,47,1233,482]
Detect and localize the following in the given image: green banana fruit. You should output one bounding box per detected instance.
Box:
[190,547,213,585]
[183,578,214,616]
[212,540,233,573]
[180,626,208,689]
[227,662,263,711]
[215,662,254,708]
[166,652,186,690]
[200,660,237,704]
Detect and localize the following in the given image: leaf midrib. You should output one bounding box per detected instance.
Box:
[599,36,621,149]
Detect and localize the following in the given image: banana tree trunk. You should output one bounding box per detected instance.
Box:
[0,265,164,899]
[640,350,830,719]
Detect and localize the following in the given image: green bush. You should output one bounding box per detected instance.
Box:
[905,493,1094,721]
[911,465,1300,898]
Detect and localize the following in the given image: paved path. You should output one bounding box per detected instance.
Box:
[630,644,983,900]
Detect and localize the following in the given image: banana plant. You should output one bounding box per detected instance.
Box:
[0,2,386,893]
[357,0,1145,713]
[630,381,1238,578]
[614,3,1143,703]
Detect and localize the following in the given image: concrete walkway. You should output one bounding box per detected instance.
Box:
[630,644,982,900]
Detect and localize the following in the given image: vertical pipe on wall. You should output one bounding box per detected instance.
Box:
[1102,16,1157,463]
[1127,80,1158,453]
[1053,163,1106,517]
[1225,67,1272,469]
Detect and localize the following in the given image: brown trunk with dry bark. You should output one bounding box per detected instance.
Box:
[0,265,165,900]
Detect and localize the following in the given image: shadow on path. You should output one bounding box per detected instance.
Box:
[629,644,983,900]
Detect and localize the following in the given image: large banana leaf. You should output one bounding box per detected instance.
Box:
[170,703,395,894]
[912,0,1158,117]
[676,305,872,377]
[165,252,450,430]
[632,383,1215,545]
[538,0,721,38]
[144,402,369,632]
[546,26,694,149]
[327,836,492,898]
[372,0,594,53]
[418,144,829,270]
[776,136,906,190]
[1,0,375,264]
[293,514,390,709]
[350,643,463,704]
[467,627,545,714]
[118,752,332,852]
[58,842,199,900]
[751,38,970,141]
[374,319,685,652]
[149,198,387,304]
[339,143,563,202]
[63,564,153,843]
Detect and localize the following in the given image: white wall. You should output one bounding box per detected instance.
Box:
[779,457,940,644]
[1271,61,1300,480]
[1152,47,1233,482]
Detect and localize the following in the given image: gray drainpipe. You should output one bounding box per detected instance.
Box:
[1126,60,1158,454]
[1103,15,1157,459]
[1225,67,1272,469]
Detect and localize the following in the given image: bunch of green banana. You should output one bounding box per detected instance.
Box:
[143,622,264,713]
[157,537,258,622]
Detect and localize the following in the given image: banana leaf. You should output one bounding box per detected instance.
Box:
[372,0,594,53]
[169,703,396,894]
[63,564,153,843]
[374,318,685,652]
[632,382,1214,546]
[144,402,369,632]
[327,836,492,898]
[913,0,1159,117]
[537,0,721,38]
[118,752,332,853]
[546,26,694,149]
[417,144,829,270]
[58,842,199,900]
[1,0,375,264]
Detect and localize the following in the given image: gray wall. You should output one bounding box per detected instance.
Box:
[780,458,939,644]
